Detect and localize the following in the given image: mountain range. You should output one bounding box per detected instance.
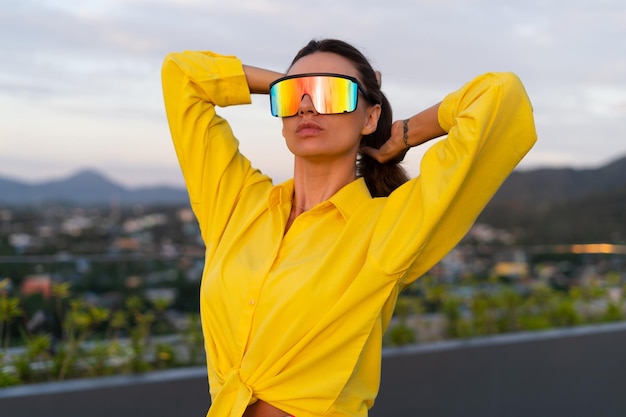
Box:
[1,156,625,243]
[0,169,189,206]
[477,155,626,244]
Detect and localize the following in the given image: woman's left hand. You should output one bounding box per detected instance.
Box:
[360,119,410,164]
[361,103,445,164]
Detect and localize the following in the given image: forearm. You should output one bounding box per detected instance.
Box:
[243,65,284,94]
[404,103,446,148]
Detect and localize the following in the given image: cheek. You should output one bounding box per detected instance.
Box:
[281,120,297,153]
[281,119,295,140]
[347,111,370,138]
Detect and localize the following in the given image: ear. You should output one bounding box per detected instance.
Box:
[361,104,381,136]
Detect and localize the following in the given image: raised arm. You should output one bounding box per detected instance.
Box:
[161,52,279,245]
[368,72,537,284]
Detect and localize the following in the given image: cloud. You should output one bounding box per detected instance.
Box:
[1,0,625,186]
[583,85,626,118]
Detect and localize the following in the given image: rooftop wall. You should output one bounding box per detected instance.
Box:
[2,322,625,417]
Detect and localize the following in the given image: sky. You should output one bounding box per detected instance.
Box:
[1,0,625,188]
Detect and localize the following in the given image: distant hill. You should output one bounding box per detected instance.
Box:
[1,155,625,243]
[478,155,626,244]
[487,155,626,204]
[0,169,189,206]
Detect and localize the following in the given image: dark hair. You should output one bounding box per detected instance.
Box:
[289,39,409,197]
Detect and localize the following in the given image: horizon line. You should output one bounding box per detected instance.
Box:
[1,154,624,189]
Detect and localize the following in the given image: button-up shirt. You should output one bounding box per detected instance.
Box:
[161,50,537,417]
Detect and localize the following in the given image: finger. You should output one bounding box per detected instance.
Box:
[393,147,409,163]
[360,146,384,162]
[361,143,401,164]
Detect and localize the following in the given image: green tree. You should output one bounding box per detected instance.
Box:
[0,278,23,350]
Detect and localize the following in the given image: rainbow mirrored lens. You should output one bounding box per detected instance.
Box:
[269,73,361,117]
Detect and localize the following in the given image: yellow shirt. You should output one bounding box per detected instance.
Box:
[161,51,537,417]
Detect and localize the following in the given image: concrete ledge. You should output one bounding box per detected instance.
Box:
[0,366,208,399]
[374,321,626,417]
[382,320,626,356]
[1,322,625,417]
[0,366,211,417]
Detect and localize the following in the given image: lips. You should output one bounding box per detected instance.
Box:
[296,121,323,136]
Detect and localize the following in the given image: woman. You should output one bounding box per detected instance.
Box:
[161,39,536,417]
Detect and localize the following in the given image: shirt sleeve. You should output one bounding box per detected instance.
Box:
[161,51,271,246]
[369,72,537,285]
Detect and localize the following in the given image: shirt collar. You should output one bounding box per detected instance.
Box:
[269,178,294,210]
[268,177,372,221]
[328,177,372,221]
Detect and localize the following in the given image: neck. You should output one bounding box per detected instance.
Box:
[291,156,356,213]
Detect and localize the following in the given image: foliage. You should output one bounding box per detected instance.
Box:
[0,281,204,387]
[387,323,416,346]
[385,274,625,347]
[1,265,624,385]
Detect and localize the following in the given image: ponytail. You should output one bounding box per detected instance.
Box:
[357,93,409,197]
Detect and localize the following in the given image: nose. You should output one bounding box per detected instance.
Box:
[298,94,318,115]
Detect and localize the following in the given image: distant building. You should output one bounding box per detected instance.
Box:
[8,232,34,254]
[111,236,142,251]
[144,287,178,305]
[21,274,52,299]
[493,261,529,279]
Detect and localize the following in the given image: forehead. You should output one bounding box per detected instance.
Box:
[288,52,360,79]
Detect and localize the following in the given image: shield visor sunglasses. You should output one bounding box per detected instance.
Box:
[269,73,372,117]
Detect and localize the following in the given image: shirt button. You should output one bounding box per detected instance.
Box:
[248,299,255,306]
